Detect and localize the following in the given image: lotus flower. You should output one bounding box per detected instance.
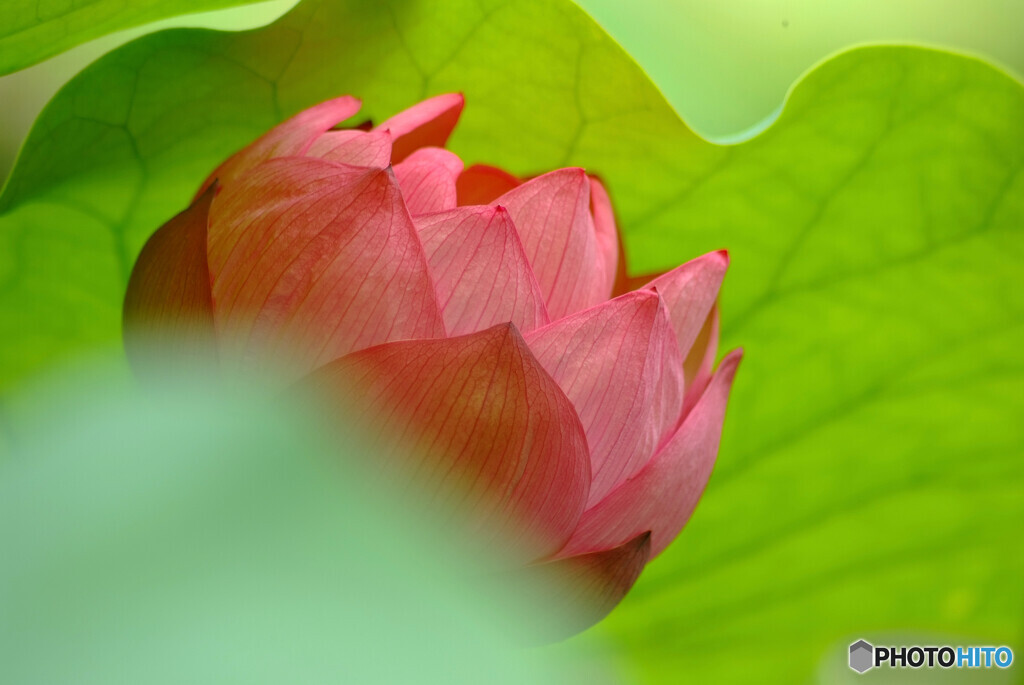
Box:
[123,94,742,636]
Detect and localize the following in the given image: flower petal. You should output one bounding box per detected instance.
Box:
[525,290,684,506]
[404,146,464,175]
[377,93,464,163]
[393,148,462,216]
[307,324,591,562]
[681,305,720,419]
[588,176,619,297]
[197,96,361,195]
[456,164,520,205]
[493,168,606,319]
[305,128,392,167]
[123,185,216,370]
[415,206,549,335]
[643,250,728,360]
[207,157,445,376]
[517,532,651,641]
[558,349,742,558]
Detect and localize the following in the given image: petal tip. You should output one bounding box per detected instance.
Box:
[497,319,522,340]
[540,167,587,185]
[475,320,524,348]
[620,286,662,309]
[717,348,744,380]
[490,204,514,224]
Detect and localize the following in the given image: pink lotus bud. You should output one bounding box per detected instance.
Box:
[124,94,742,636]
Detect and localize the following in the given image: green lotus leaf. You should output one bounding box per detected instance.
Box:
[0,0,274,75]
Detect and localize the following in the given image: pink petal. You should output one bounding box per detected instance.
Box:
[403,146,464,175]
[415,206,549,335]
[197,96,361,196]
[588,176,619,297]
[123,185,216,370]
[377,93,464,163]
[643,250,729,360]
[307,323,591,562]
[305,128,392,167]
[558,349,742,558]
[517,532,651,640]
[393,148,462,216]
[207,157,445,376]
[525,290,684,506]
[493,168,607,319]
[456,164,520,205]
[681,306,720,419]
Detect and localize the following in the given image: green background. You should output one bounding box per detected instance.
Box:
[0,1,1021,683]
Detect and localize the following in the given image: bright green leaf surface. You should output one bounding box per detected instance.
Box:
[0,0,273,76]
[0,0,1021,682]
[596,49,1024,683]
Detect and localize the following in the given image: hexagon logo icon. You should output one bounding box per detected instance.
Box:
[849,640,874,673]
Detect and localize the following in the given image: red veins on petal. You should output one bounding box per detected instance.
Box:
[197,96,361,196]
[456,164,520,205]
[493,168,607,320]
[525,290,684,507]
[377,93,465,163]
[393,147,462,216]
[558,349,743,558]
[207,157,445,375]
[123,184,216,367]
[311,324,591,562]
[305,128,393,167]
[415,206,549,336]
[642,250,729,361]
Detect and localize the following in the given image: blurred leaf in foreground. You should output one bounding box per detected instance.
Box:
[0,360,579,684]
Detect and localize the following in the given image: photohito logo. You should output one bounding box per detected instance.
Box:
[848,640,1014,674]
